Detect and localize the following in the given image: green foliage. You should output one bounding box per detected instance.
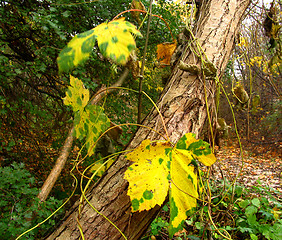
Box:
[150,217,169,235]
[234,180,282,240]
[0,162,62,240]
[261,100,282,134]
[145,179,281,240]
[0,0,182,175]
[251,94,261,114]
[0,0,136,174]
[184,179,282,240]
[124,133,216,237]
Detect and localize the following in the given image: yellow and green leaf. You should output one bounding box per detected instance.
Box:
[94,18,142,65]
[178,133,216,166]
[169,149,198,237]
[124,140,171,211]
[63,76,110,156]
[63,75,89,112]
[74,104,110,156]
[124,133,217,237]
[58,29,97,73]
[58,18,142,73]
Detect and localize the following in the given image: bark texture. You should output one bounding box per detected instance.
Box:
[46,0,250,239]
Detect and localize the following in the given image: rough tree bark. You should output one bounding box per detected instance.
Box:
[46,0,250,239]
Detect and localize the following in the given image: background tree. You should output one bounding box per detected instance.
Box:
[217,0,281,151]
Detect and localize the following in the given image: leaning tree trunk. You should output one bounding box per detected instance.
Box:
[46,0,250,239]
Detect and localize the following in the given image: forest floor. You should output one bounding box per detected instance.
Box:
[213,140,281,194]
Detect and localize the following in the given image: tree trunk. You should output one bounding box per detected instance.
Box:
[46,0,250,239]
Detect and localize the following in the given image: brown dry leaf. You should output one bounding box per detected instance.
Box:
[126,51,140,79]
[157,40,177,67]
[174,229,187,237]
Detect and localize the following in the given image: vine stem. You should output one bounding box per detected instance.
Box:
[113,9,175,42]
[75,122,169,178]
[137,0,153,124]
[90,86,171,142]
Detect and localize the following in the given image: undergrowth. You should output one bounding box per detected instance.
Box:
[143,179,281,240]
[0,162,63,240]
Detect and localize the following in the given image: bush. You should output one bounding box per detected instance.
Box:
[208,180,282,240]
[0,162,63,240]
[234,180,282,240]
[145,179,281,240]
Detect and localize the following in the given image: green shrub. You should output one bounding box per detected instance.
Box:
[261,100,282,135]
[146,179,281,239]
[209,180,282,240]
[0,162,63,240]
[234,181,282,240]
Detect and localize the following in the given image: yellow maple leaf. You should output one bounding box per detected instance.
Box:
[124,133,217,237]
[94,18,142,65]
[63,75,89,112]
[57,18,142,73]
[63,76,110,156]
[170,149,198,233]
[124,140,171,211]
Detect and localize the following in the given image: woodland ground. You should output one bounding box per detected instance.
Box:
[213,139,281,194]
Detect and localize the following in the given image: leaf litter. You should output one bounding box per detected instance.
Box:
[213,144,281,194]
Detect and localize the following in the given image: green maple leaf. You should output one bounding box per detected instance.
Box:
[57,18,142,73]
[124,133,217,238]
